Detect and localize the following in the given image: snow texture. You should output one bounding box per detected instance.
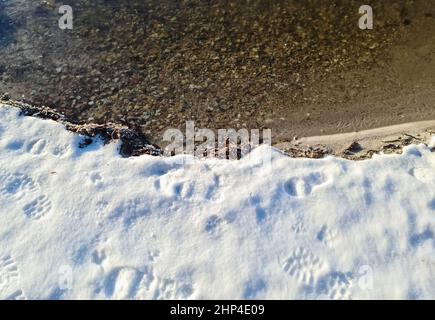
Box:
[0,105,434,300]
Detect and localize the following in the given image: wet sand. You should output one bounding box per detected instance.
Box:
[276,120,435,160]
[1,0,435,149]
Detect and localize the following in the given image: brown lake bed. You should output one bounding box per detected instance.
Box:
[1,0,434,154]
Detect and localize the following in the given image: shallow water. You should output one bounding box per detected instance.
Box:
[0,2,16,45]
[1,0,434,147]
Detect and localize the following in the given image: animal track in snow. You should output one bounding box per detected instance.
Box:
[0,170,52,219]
[95,200,109,225]
[205,215,224,236]
[158,178,193,199]
[91,249,107,265]
[410,167,435,184]
[291,218,307,235]
[89,172,103,188]
[0,171,38,199]
[51,144,69,157]
[317,225,338,247]
[0,255,26,300]
[23,195,52,220]
[284,172,327,197]
[283,247,327,286]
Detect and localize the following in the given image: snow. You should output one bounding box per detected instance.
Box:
[0,104,434,300]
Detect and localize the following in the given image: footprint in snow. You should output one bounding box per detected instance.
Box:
[0,255,26,300]
[0,170,52,220]
[104,267,143,300]
[284,172,327,197]
[0,171,38,199]
[22,194,52,220]
[21,137,69,157]
[26,139,47,155]
[291,218,307,235]
[316,272,354,300]
[283,247,327,287]
[102,266,193,300]
[4,139,25,151]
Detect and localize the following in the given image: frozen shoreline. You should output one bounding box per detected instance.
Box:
[3,98,435,161]
[0,104,434,299]
[277,120,435,160]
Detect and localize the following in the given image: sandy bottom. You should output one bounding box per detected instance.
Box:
[275,121,435,160]
[0,1,435,148]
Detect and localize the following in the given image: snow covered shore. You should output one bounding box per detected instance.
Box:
[0,104,434,300]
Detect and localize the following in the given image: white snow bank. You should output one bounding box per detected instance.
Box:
[0,105,434,300]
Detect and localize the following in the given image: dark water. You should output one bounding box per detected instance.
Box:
[1,0,434,147]
[0,2,16,46]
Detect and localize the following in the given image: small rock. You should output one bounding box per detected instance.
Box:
[1,93,10,101]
